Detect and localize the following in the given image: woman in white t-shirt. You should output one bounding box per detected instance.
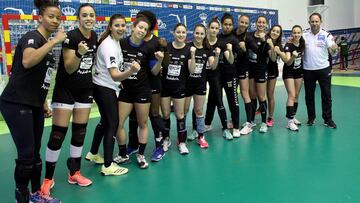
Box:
[86,14,139,176]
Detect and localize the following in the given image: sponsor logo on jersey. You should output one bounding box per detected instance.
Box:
[28,39,34,45]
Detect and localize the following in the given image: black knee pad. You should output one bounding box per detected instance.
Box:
[71,123,87,147]
[47,125,68,150]
[15,158,35,186]
[177,118,186,133]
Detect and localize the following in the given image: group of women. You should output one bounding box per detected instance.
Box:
[0,1,307,202]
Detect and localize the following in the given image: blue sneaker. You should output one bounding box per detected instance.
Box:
[126,146,139,155]
[151,147,165,162]
[30,191,61,203]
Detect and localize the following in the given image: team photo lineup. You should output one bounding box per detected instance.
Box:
[0,0,339,202]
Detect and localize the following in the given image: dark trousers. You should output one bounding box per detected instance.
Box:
[303,67,333,121]
[0,99,44,192]
[340,55,349,69]
[221,73,239,129]
[205,73,228,129]
[90,84,119,166]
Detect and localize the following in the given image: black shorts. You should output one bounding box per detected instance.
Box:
[185,80,207,97]
[161,84,186,99]
[118,88,151,103]
[268,66,279,80]
[149,75,161,95]
[237,63,250,80]
[51,84,93,109]
[253,69,268,83]
[283,67,303,79]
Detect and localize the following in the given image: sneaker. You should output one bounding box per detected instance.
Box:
[113,154,130,164]
[204,125,213,132]
[101,162,128,176]
[187,130,198,141]
[324,119,337,129]
[126,146,139,156]
[68,171,92,187]
[136,154,149,169]
[287,119,299,131]
[151,147,165,162]
[307,118,315,126]
[222,129,233,140]
[266,118,274,127]
[178,142,189,154]
[15,188,29,203]
[233,128,241,138]
[85,152,104,164]
[240,122,253,135]
[30,191,60,203]
[163,137,171,152]
[40,178,55,196]
[293,117,302,125]
[197,136,209,148]
[242,121,256,128]
[259,122,268,133]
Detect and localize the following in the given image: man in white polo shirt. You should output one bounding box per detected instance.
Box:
[303,12,338,128]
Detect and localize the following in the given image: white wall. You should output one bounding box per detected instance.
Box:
[157,0,359,30]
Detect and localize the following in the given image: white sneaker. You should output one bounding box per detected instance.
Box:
[259,122,268,133]
[240,122,253,135]
[178,142,189,155]
[187,130,198,141]
[242,121,256,128]
[113,154,130,164]
[293,117,301,125]
[233,128,241,138]
[287,119,299,131]
[204,125,213,132]
[163,137,171,152]
[136,154,149,169]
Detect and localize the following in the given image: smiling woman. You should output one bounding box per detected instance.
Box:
[0,0,65,202]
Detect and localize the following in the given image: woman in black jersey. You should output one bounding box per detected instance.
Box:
[85,14,136,176]
[235,14,255,135]
[247,16,272,133]
[161,23,196,155]
[41,3,97,195]
[126,11,168,163]
[217,13,242,139]
[184,24,220,148]
[0,0,65,202]
[265,25,286,127]
[117,17,164,169]
[282,25,305,131]
[204,17,231,138]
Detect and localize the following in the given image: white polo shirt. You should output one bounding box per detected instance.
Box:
[303,28,335,70]
[93,35,123,92]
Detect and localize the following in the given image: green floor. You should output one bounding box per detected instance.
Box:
[1,78,360,203]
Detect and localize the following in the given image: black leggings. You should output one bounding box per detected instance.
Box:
[0,99,44,192]
[90,84,119,166]
[204,73,228,129]
[221,74,240,129]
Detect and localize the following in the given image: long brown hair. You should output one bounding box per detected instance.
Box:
[194,24,210,49]
[98,14,126,45]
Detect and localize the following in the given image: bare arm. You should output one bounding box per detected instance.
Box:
[63,41,89,74]
[224,43,234,64]
[188,46,197,74]
[108,61,140,82]
[22,29,67,69]
[150,51,164,76]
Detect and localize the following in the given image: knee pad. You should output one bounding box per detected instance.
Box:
[47,125,68,150]
[177,118,186,133]
[15,158,35,184]
[71,123,87,147]
[196,117,206,134]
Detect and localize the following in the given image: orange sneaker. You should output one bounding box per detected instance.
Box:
[40,178,54,196]
[68,171,92,187]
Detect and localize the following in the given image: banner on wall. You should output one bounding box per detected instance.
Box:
[0,0,278,40]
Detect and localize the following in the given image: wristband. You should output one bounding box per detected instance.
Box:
[75,50,83,58]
